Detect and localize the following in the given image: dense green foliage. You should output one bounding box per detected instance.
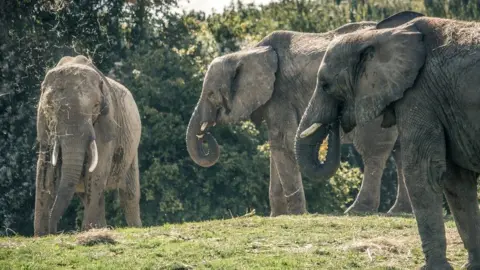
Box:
[1,0,479,236]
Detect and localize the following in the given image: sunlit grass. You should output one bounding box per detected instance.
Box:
[0,214,466,269]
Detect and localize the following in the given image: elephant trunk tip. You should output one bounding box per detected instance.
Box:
[295,121,341,181]
[186,111,220,168]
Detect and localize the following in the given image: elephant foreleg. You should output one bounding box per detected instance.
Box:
[443,163,480,269]
[398,109,451,269]
[82,180,107,230]
[269,154,288,217]
[34,151,55,236]
[387,142,413,214]
[345,156,387,214]
[270,145,307,215]
[119,155,142,227]
[79,192,106,230]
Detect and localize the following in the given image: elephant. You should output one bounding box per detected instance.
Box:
[186,12,424,216]
[295,11,480,269]
[34,55,142,236]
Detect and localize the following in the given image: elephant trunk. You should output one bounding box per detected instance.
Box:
[48,134,97,234]
[294,89,341,180]
[186,100,220,167]
[295,121,341,180]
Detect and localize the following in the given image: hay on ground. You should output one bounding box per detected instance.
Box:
[75,228,117,246]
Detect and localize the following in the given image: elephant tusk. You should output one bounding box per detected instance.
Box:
[200,122,208,132]
[300,123,322,138]
[213,122,216,127]
[51,139,58,166]
[196,134,204,139]
[88,140,98,172]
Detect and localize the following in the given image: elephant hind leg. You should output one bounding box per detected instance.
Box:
[387,142,413,214]
[120,155,142,227]
[345,156,387,214]
[443,163,480,269]
[269,155,288,217]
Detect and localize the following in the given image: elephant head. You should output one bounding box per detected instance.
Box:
[186,46,278,167]
[294,11,426,180]
[38,55,116,233]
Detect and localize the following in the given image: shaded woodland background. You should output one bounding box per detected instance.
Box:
[1,0,479,236]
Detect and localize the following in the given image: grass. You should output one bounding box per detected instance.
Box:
[0,214,467,269]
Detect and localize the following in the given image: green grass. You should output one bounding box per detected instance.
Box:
[0,214,466,269]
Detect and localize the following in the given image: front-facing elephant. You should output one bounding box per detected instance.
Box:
[295,12,480,269]
[186,12,424,216]
[34,55,142,236]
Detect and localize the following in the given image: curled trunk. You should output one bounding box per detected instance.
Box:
[294,121,341,180]
[186,104,220,167]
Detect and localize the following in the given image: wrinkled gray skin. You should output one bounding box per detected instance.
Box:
[186,15,421,216]
[35,55,142,236]
[296,11,480,269]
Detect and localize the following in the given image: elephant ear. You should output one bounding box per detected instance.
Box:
[376,11,424,29]
[354,23,426,125]
[94,77,117,143]
[333,21,376,35]
[228,46,278,120]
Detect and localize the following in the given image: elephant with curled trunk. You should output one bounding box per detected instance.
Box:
[34,55,142,236]
[295,11,480,269]
[186,12,423,216]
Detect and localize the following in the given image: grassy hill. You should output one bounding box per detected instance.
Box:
[0,214,465,269]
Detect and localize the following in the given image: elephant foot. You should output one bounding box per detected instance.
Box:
[387,202,413,215]
[285,195,307,215]
[270,209,288,217]
[344,201,378,215]
[420,262,453,270]
[288,207,308,215]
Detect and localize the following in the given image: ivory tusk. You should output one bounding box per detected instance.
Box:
[213,122,216,127]
[300,123,322,138]
[196,134,204,139]
[88,140,98,172]
[200,122,208,132]
[51,140,58,166]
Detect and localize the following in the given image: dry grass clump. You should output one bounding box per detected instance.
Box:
[75,228,117,246]
[318,135,329,162]
[341,236,410,264]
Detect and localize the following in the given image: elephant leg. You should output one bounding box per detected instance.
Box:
[443,163,480,269]
[270,146,307,215]
[34,151,55,236]
[345,156,388,214]
[79,192,106,230]
[77,193,88,229]
[346,121,396,214]
[387,141,413,214]
[399,116,451,269]
[119,155,142,227]
[82,181,107,230]
[269,154,288,217]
